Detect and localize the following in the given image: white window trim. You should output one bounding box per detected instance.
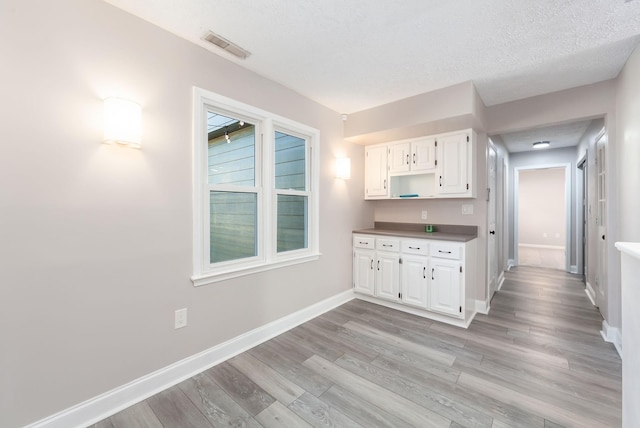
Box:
[191,87,320,286]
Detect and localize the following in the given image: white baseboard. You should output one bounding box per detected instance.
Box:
[475,299,490,315]
[497,271,505,291]
[585,282,596,306]
[569,265,578,274]
[601,320,622,358]
[27,290,355,428]
[518,243,566,250]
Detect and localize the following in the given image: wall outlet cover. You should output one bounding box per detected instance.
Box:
[421,210,428,220]
[175,308,187,329]
[461,204,474,215]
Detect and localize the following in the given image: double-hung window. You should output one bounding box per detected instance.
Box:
[192,87,319,285]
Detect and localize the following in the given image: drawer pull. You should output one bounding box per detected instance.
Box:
[382,244,393,247]
[359,241,369,245]
[438,250,452,254]
[409,246,420,250]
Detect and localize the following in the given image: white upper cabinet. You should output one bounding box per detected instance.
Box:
[412,137,436,172]
[388,142,411,174]
[364,129,475,200]
[437,131,470,195]
[364,144,389,198]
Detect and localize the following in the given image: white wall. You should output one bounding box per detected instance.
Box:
[0,1,371,426]
[518,168,567,247]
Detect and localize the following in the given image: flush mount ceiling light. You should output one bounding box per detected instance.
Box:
[533,141,550,149]
[202,31,251,59]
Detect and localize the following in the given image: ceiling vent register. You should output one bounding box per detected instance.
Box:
[202,31,251,59]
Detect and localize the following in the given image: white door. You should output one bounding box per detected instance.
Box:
[412,138,436,171]
[429,258,462,318]
[437,133,468,194]
[376,252,400,301]
[401,255,428,308]
[353,249,375,295]
[487,144,498,299]
[365,145,388,198]
[388,142,410,174]
[596,133,607,306]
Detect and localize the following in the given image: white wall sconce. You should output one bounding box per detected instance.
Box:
[103,97,142,148]
[335,157,351,179]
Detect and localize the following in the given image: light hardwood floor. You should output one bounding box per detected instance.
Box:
[92,266,621,428]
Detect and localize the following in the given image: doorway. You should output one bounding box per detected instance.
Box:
[515,165,570,271]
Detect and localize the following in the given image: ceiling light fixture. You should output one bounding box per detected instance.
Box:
[533,141,550,149]
[202,31,251,59]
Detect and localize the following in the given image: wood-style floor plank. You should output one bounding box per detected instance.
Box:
[92,266,621,428]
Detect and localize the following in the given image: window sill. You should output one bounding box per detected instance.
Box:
[191,252,321,286]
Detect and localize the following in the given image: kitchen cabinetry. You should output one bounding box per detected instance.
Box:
[353,237,375,295]
[388,137,436,174]
[375,237,400,302]
[364,144,388,198]
[400,239,429,308]
[437,132,470,195]
[352,233,477,327]
[365,129,475,200]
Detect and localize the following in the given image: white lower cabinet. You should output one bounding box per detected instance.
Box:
[429,257,462,317]
[401,254,428,308]
[376,252,400,301]
[353,234,476,327]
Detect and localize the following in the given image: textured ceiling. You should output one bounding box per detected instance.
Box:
[104,0,640,113]
[494,120,594,153]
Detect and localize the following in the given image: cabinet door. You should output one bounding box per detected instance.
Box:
[412,138,436,172]
[375,252,400,302]
[389,142,411,174]
[353,249,375,295]
[429,258,463,318]
[365,145,389,198]
[401,254,428,308]
[437,133,468,195]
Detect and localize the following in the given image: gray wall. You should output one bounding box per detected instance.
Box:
[0,1,372,426]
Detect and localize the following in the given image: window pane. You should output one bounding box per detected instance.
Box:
[275,131,306,190]
[210,191,257,263]
[277,195,307,252]
[208,111,255,186]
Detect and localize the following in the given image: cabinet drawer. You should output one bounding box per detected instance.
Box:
[376,238,400,252]
[353,236,375,249]
[430,243,463,260]
[401,240,429,255]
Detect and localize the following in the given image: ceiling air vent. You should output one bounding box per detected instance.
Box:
[202,31,251,60]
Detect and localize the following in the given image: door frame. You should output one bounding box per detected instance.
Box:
[577,153,587,278]
[514,163,572,271]
[486,140,499,303]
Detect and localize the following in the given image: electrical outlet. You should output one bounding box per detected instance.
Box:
[421,210,428,220]
[175,308,187,329]
[461,204,474,215]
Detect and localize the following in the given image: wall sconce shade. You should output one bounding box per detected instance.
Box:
[335,157,351,179]
[103,97,142,148]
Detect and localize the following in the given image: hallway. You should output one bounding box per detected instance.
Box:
[92,266,622,428]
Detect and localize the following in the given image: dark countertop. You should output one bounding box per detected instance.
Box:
[353,222,477,243]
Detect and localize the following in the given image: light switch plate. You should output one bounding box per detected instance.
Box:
[462,204,474,215]
[421,210,428,220]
